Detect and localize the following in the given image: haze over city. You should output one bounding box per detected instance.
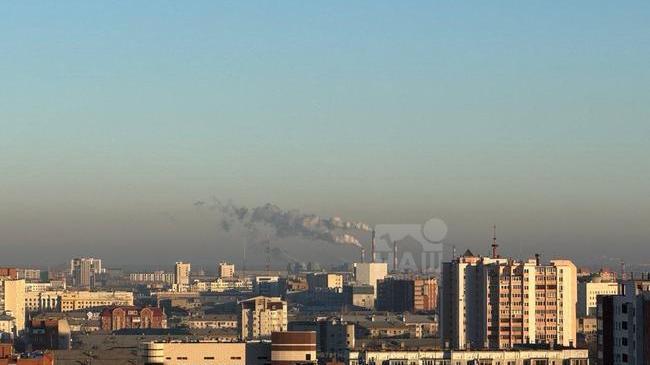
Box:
[1,1,649,269]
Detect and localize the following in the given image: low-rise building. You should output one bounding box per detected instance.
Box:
[140,340,271,365]
[59,291,134,312]
[348,348,589,365]
[306,273,343,293]
[100,306,166,331]
[343,284,374,310]
[184,314,238,329]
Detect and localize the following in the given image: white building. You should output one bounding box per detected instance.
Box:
[353,262,388,297]
[25,290,64,312]
[578,278,619,317]
[440,250,577,349]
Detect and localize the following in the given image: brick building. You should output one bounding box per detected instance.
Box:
[100,306,166,332]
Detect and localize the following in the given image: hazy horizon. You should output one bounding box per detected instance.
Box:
[1,2,649,270]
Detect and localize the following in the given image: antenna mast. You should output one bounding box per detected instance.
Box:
[491,224,498,258]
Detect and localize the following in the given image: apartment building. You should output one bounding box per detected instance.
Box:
[353,263,388,297]
[128,271,175,285]
[218,262,236,278]
[70,257,103,288]
[0,279,25,334]
[597,280,650,365]
[440,250,577,350]
[377,276,437,312]
[174,262,191,292]
[238,296,287,340]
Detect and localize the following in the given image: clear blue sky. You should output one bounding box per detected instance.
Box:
[1,1,649,268]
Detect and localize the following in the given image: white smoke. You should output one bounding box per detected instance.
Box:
[195,199,370,248]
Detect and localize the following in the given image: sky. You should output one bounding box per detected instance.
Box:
[1,1,649,270]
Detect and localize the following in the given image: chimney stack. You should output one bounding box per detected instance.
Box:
[371,230,376,263]
[361,248,366,263]
[393,241,398,273]
[535,253,540,266]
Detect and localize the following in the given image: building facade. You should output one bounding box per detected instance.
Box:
[0,279,25,334]
[441,251,577,350]
[59,291,134,312]
[578,279,619,317]
[377,277,437,313]
[100,306,166,331]
[174,262,191,292]
[239,296,288,340]
[219,263,236,278]
[70,257,103,288]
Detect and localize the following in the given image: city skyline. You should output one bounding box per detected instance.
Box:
[2,2,649,268]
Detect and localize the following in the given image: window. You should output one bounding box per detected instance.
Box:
[306,354,312,360]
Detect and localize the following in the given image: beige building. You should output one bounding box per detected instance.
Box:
[174,262,191,292]
[140,340,271,365]
[25,290,64,312]
[238,296,287,340]
[353,262,388,297]
[0,279,25,333]
[59,291,133,312]
[441,251,577,349]
[70,257,103,288]
[218,262,236,278]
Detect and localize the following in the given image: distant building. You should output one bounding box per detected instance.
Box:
[578,274,619,317]
[128,271,175,285]
[183,314,238,329]
[140,341,252,365]
[353,263,388,297]
[59,291,133,312]
[174,262,191,292]
[25,290,64,312]
[16,269,41,282]
[253,276,286,297]
[343,284,375,310]
[28,317,71,350]
[0,269,17,280]
[238,296,287,340]
[100,306,166,331]
[597,280,650,365]
[440,251,577,349]
[70,257,103,288]
[0,279,25,334]
[306,273,343,293]
[376,277,437,313]
[218,263,236,278]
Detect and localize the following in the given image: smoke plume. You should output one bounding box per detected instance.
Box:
[195,199,370,247]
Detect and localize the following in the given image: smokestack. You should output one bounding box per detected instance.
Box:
[371,230,376,263]
[393,241,398,273]
[535,253,540,266]
[361,248,366,263]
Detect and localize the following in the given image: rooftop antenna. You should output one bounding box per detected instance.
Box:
[491,224,498,259]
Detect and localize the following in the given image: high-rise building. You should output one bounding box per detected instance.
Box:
[70,257,103,288]
[377,276,437,313]
[238,296,287,340]
[218,262,235,278]
[440,250,577,350]
[174,262,191,292]
[353,262,388,297]
[597,279,650,365]
[0,279,26,334]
